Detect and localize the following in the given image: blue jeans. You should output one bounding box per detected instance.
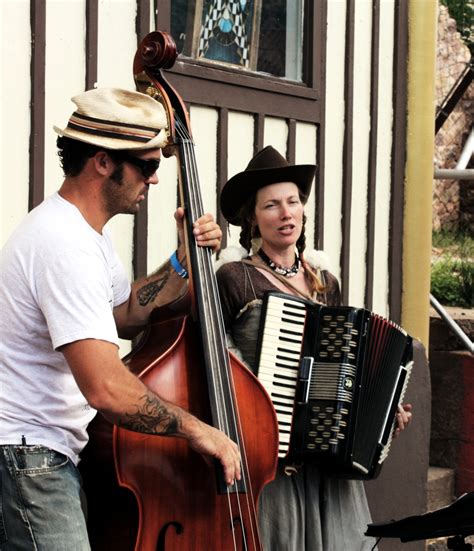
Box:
[0,444,90,550]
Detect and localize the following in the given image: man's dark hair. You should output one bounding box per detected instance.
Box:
[56,137,103,177]
[57,137,133,183]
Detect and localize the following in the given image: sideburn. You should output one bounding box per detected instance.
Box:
[110,164,124,184]
[102,164,126,217]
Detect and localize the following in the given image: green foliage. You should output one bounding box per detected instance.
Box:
[432,228,472,249]
[431,230,474,307]
[431,258,473,307]
[441,0,474,54]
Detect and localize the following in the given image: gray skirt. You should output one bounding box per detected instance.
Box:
[258,462,377,551]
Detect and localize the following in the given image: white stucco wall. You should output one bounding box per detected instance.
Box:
[1,0,31,244]
[349,0,372,308]
[226,110,254,248]
[323,0,346,284]
[373,0,395,317]
[44,1,86,199]
[323,0,395,316]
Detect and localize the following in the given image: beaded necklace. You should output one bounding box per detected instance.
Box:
[257,248,300,278]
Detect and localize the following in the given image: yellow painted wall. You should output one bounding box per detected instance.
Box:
[402,0,438,347]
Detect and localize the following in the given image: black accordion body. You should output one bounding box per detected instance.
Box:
[255,291,413,479]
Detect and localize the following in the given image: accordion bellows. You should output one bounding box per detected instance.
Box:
[255,291,413,479]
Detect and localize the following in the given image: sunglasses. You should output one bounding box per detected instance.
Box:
[110,151,161,179]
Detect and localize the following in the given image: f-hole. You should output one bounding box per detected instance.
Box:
[156,521,184,550]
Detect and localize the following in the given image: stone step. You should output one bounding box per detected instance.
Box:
[427,466,455,512]
[425,468,471,550]
[426,535,474,550]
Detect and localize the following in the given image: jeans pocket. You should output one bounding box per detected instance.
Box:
[0,471,7,545]
[0,446,88,549]
[9,445,69,475]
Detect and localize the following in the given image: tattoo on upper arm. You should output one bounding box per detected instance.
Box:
[119,391,181,435]
[136,268,170,306]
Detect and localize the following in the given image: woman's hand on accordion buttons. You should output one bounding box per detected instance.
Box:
[394,403,413,438]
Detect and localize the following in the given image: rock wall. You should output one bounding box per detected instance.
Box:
[434,5,473,232]
[429,307,474,495]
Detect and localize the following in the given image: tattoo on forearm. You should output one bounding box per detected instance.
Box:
[136,268,170,306]
[119,391,181,435]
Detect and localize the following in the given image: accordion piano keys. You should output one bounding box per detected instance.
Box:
[256,295,307,457]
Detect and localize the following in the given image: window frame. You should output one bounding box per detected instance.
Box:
[156,0,324,123]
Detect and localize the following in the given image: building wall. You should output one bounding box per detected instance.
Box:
[0,0,408,325]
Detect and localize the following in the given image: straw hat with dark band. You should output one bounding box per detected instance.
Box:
[220,146,316,226]
[54,88,168,150]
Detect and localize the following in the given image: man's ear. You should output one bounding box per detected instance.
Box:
[94,151,113,176]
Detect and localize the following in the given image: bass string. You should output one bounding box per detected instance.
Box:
[175,119,230,431]
[177,124,259,550]
[175,117,261,549]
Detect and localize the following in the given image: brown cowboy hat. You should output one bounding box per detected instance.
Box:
[220,146,316,225]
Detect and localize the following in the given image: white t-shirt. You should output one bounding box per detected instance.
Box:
[0,193,131,464]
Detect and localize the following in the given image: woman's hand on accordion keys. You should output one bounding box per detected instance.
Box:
[394,403,413,438]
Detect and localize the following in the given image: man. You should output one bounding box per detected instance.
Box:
[0,87,240,550]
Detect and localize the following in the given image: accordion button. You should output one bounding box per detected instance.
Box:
[343,378,354,390]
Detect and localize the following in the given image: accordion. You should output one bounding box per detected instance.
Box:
[255,291,413,479]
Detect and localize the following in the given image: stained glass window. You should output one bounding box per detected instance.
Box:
[171,0,306,82]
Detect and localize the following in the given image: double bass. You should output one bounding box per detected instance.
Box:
[81,31,279,551]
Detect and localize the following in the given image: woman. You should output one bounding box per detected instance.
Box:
[216,146,411,551]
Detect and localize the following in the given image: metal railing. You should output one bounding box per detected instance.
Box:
[430,293,474,354]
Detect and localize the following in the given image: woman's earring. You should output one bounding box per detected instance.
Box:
[251,237,262,254]
[250,222,261,254]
